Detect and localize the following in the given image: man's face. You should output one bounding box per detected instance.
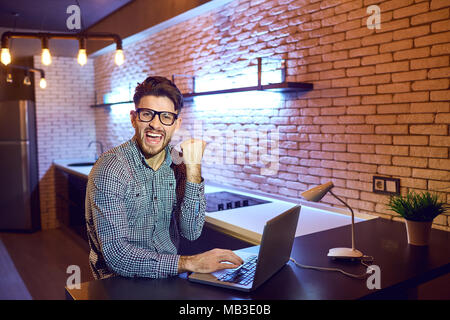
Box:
[131,95,181,158]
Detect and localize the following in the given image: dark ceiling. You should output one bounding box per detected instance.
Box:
[0,0,134,31]
[0,0,134,58]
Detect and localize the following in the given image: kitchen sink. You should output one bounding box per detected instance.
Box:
[67,162,95,167]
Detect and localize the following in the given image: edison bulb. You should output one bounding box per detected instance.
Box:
[1,48,11,65]
[41,48,52,66]
[40,78,47,89]
[23,75,32,86]
[115,49,124,66]
[77,49,87,66]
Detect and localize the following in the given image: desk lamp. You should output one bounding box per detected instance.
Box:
[301,182,364,259]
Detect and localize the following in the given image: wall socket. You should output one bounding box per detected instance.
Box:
[373,176,400,195]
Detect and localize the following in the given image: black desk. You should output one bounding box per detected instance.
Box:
[66,218,449,300]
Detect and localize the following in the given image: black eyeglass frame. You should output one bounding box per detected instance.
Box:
[135,108,179,126]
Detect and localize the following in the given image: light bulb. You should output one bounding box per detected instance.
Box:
[1,48,11,65]
[6,73,13,83]
[41,48,52,66]
[24,75,31,86]
[115,49,124,66]
[40,78,47,89]
[77,49,87,66]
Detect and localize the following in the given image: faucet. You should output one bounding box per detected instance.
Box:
[88,141,104,160]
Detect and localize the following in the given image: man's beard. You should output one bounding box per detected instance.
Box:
[135,127,170,158]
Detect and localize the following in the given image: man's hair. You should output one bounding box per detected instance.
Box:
[133,76,184,112]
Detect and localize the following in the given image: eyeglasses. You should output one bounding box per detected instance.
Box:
[135,108,178,126]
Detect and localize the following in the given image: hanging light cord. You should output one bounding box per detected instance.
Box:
[289,255,375,279]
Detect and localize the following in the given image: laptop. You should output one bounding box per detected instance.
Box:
[188,205,301,292]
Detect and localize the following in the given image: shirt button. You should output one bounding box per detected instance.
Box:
[154,196,158,201]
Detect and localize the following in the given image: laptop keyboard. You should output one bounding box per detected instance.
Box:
[217,255,258,285]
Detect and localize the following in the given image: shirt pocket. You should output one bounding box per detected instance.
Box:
[126,185,148,226]
[161,180,177,210]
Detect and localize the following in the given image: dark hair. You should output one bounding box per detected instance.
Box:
[133,76,184,111]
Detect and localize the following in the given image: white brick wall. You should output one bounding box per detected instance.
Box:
[34,56,96,229]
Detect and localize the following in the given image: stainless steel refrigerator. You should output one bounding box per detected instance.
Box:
[0,100,40,231]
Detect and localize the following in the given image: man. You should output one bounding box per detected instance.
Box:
[85,76,243,279]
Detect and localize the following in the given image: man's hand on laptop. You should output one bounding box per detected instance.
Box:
[178,249,244,274]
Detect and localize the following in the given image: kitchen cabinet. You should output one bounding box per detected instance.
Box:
[55,168,88,242]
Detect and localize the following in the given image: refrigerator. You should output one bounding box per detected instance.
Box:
[0,100,41,231]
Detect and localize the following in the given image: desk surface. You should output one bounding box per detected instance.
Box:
[66,218,449,300]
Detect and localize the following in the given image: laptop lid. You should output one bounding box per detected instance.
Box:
[252,204,300,290]
[188,205,300,292]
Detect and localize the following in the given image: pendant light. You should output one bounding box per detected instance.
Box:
[1,47,11,65]
[1,31,124,67]
[77,37,87,66]
[23,70,31,85]
[41,37,52,66]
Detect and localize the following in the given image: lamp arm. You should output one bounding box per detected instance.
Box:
[329,190,356,251]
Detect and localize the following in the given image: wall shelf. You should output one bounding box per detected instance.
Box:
[182,81,312,102]
[90,57,313,108]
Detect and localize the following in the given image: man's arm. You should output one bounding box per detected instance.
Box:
[176,139,243,273]
[177,139,207,241]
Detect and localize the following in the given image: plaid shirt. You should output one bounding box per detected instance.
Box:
[85,137,206,280]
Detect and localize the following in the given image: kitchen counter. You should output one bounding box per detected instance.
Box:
[54,158,96,180]
[54,159,376,244]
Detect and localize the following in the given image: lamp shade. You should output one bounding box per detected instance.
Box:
[301,182,334,202]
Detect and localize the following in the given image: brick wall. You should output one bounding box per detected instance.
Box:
[91,0,449,230]
[33,56,96,229]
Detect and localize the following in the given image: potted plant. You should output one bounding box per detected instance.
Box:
[387,191,448,246]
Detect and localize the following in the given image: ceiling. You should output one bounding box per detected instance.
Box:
[0,0,134,31]
[0,0,134,57]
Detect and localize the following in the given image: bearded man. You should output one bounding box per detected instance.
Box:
[85,76,242,280]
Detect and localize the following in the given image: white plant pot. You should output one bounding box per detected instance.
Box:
[405,220,433,246]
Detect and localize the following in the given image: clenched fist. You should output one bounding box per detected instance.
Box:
[179,138,206,183]
[180,138,207,166]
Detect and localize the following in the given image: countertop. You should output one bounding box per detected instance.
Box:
[54,159,375,244]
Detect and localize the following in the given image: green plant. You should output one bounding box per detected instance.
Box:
[387,191,448,222]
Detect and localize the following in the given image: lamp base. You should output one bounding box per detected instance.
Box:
[327,247,363,260]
